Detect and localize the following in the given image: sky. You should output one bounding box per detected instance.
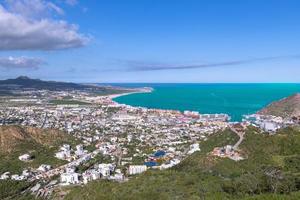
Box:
[0,0,300,83]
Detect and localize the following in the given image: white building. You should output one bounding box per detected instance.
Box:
[261,121,281,132]
[75,144,84,156]
[187,143,200,155]
[22,170,31,177]
[55,151,70,160]
[37,164,52,172]
[60,172,79,185]
[160,159,181,170]
[128,165,147,175]
[55,145,71,160]
[18,154,31,161]
[183,111,200,118]
[127,134,133,142]
[61,144,71,151]
[0,172,10,180]
[66,167,76,173]
[98,163,115,177]
[198,113,230,122]
[11,174,26,181]
[82,170,101,184]
[109,173,124,181]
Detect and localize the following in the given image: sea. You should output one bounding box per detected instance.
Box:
[104,83,300,122]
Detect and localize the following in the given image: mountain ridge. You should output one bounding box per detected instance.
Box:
[0,76,131,94]
[258,93,300,118]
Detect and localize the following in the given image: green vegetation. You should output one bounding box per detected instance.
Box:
[0,180,38,200]
[0,126,79,199]
[65,126,300,200]
[0,126,78,174]
[0,141,68,174]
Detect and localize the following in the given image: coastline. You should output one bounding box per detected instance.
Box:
[105,85,300,122]
[107,87,153,100]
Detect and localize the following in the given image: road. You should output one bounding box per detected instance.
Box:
[230,124,246,150]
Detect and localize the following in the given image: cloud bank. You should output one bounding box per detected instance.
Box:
[0,56,44,69]
[0,0,89,51]
[124,55,300,71]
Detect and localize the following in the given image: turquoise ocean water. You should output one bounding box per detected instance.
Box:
[110,84,300,121]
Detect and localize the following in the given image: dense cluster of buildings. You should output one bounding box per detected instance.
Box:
[0,90,231,197]
[243,114,294,133]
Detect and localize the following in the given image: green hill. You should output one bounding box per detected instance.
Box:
[65,127,300,200]
[0,126,79,200]
[0,125,78,174]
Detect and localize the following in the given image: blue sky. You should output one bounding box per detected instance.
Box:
[0,0,300,83]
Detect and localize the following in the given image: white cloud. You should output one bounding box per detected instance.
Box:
[0,56,45,69]
[5,0,64,19]
[0,1,89,50]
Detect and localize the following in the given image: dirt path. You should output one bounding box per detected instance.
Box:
[230,125,246,150]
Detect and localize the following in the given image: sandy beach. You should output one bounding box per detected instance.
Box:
[107,87,153,100]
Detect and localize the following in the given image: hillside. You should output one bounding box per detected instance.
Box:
[0,125,78,174]
[65,127,300,200]
[258,93,300,118]
[0,126,74,152]
[0,76,128,95]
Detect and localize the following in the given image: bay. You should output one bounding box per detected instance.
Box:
[110,83,300,121]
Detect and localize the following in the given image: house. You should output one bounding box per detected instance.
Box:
[66,167,76,173]
[75,144,85,156]
[11,174,26,181]
[0,172,10,180]
[55,145,71,160]
[61,144,71,151]
[187,143,200,155]
[128,165,147,175]
[160,159,180,169]
[60,172,79,185]
[82,170,101,184]
[261,121,280,132]
[55,151,69,160]
[22,169,31,177]
[98,164,115,177]
[18,154,31,161]
[109,173,124,181]
[37,164,52,172]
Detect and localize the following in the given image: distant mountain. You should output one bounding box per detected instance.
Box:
[258,93,300,118]
[0,76,94,90]
[0,76,129,94]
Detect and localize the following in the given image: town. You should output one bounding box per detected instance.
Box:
[0,89,298,198]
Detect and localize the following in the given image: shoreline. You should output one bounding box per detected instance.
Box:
[107,87,153,100]
[107,88,232,121]
[104,86,297,122]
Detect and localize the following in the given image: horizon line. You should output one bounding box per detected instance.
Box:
[92,82,300,84]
